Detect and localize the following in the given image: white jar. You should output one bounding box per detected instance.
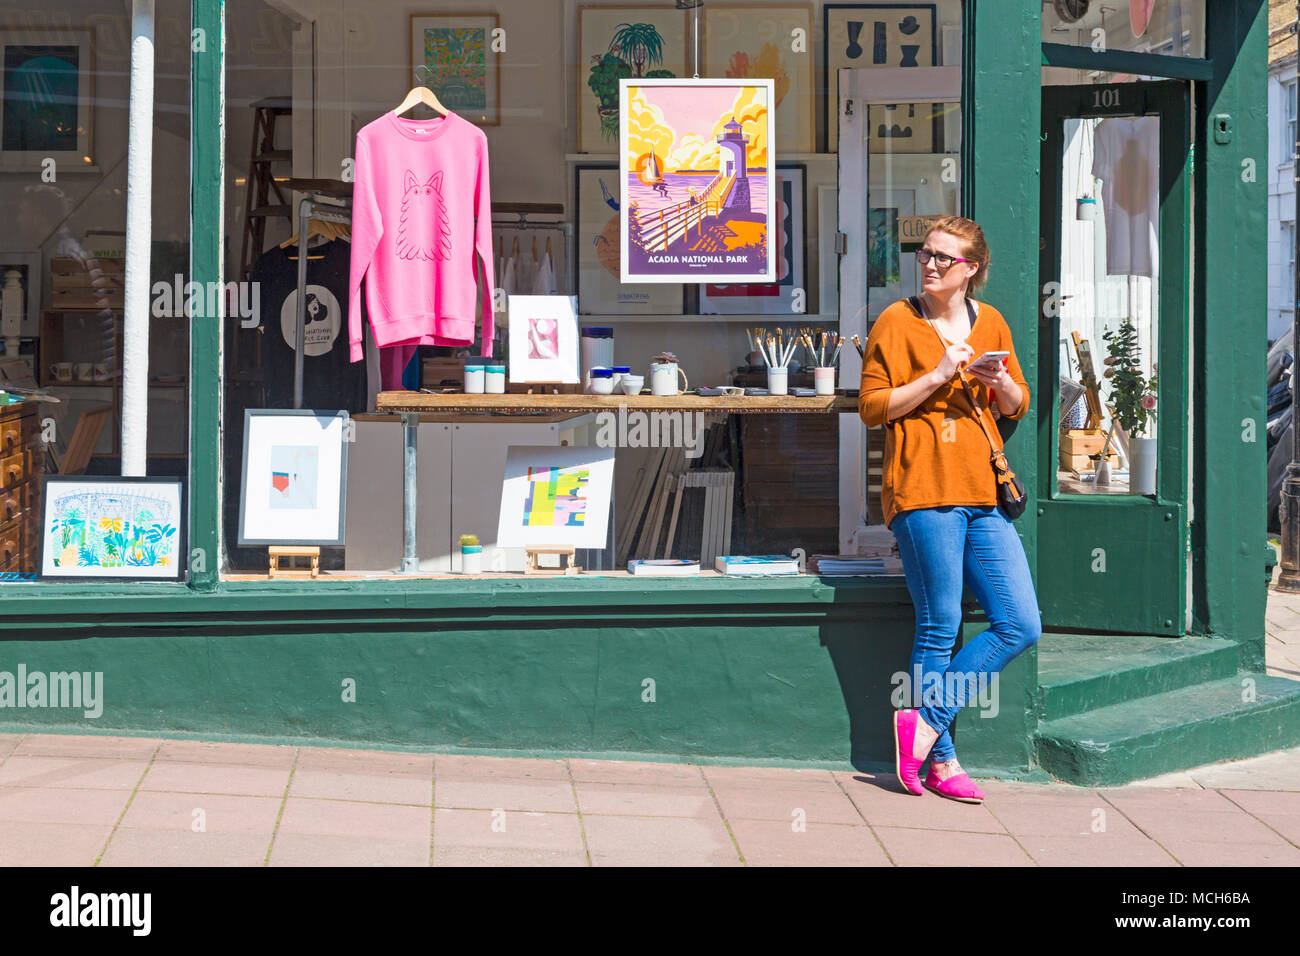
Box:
[485,365,506,393]
[767,366,788,396]
[464,365,485,394]
[814,366,836,395]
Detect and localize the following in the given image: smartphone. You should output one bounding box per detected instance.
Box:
[965,350,1009,374]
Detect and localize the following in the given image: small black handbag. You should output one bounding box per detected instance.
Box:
[908,295,1028,521]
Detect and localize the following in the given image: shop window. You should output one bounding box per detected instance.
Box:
[0,4,192,584]
[1043,0,1205,59]
[217,0,965,582]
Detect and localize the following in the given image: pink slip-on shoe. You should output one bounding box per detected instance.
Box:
[893,709,926,795]
[923,767,986,804]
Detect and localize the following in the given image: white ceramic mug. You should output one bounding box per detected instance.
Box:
[814,366,836,395]
[49,363,72,382]
[74,363,93,381]
[92,362,111,382]
[649,362,687,396]
[620,374,644,395]
[767,367,788,396]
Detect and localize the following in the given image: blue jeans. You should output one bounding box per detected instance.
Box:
[891,505,1042,763]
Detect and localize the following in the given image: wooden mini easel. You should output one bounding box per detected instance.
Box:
[524,546,581,575]
[269,546,320,578]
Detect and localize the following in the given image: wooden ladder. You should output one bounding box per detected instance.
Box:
[238,97,294,282]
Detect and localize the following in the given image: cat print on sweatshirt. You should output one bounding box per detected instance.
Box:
[396,169,453,262]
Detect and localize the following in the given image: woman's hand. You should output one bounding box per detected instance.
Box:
[965,359,1009,389]
[933,343,974,383]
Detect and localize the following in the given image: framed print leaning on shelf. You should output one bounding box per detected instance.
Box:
[508,294,581,384]
[0,27,94,171]
[700,164,805,315]
[409,13,500,126]
[823,4,937,152]
[574,164,683,314]
[39,476,185,580]
[239,409,349,547]
[578,5,688,154]
[703,4,814,154]
[620,78,775,284]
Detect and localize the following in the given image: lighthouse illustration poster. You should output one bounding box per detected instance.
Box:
[619,79,775,283]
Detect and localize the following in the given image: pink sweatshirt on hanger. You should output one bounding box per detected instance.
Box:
[348,110,495,362]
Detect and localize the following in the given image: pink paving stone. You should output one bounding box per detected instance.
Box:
[433,845,589,866]
[436,777,577,813]
[1236,813,1300,844]
[154,740,297,767]
[0,756,148,790]
[728,819,892,866]
[294,748,433,776]
[278,797,430,843]
[872,826,1034,866]
[1220,789,1300,815]
[140,762,290,798]
[567,759,708,787]
[701,765,841,791]
[119,791,282,834]
[100,829,272,867]
[1098,787,1241,812]
[0,735,22,760]
[841,782,1009,833]
[1019,833,1180,867]
[434,754,569,780]
[433,808,585,851]
[269,834,429,867]
[987,800,1149,838]
[711,786,864,826]
[1113,807,1288,845]
[1156,838,1300,866]
[582,813,742,866]
[290,769,432,807]
[0,786,131,826]
[13,734,160,759]
[0,821,113,866]
[574,781,720,819]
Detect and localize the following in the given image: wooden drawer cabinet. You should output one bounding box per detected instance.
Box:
[0,402,43,574]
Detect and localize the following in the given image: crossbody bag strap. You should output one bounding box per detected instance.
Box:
[908,295,1001,454]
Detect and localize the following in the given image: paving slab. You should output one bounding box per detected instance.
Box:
[268,833,429,867]
[574,782,719,819]
[119,791,282,834]
[710,785,864,826]
[290,769,432,806]
[871,826,1033,866]
[433,754,569,780]
[154,740,296,767]
[12,735,159,760]
[0,785,131,826]
[0,756,148,791]
[436,777,578,813]
[100,829,272,867]
[582,813,741,866]
[140,762,290,798]
[568,759,707,788]
[728,819,891,866]
[0,821,113,866]
[433,807,584,852]
[277,797,429,843]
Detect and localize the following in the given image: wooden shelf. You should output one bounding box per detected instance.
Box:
[377,391,859,415]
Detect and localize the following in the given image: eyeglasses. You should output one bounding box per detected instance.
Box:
[917,248,974,269]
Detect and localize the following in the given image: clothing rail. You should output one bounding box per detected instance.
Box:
[492,218,573,296]
[294,194,352,409]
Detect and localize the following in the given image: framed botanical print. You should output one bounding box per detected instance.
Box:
[700,164,805,315]
[239,410,350,547]
[704,4,814,154]
[578,5,688,154]
[574,164,683,314]
[409,14,500,126]
[823,4,937,152]
[39,476,185,580]
[0,28,94,171]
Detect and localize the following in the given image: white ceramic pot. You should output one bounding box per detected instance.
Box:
[814,366,835,395]
[767,367,788,396]
[1128,436,1157,495]
[649,362,688,396]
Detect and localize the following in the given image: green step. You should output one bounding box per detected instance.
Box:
[1036,632,1241,720]
[1034,672,1300,786]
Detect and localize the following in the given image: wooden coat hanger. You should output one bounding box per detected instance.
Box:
[510,236,519,258]
[280,217,347,250]
[393,81,450,118]
[545,235,552,258]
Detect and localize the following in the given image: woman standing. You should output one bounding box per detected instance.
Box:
[858,216,1041,804]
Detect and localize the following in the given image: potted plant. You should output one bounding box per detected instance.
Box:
[648,351,687,396]
[1102,318,1158,495]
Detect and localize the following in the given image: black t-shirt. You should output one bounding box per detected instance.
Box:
[250,238,368,412]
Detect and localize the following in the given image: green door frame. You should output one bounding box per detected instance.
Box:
[1037,81,1191,636]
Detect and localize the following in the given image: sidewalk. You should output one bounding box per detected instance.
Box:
[0,584,1297,867]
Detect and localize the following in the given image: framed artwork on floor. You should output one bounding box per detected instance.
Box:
[703,3,814,154]
[409,14,500,126]
[39,476,185,580]
[823,4,937,153]
[0,28,94,171]
[239,409,349,547]
[578,5,688,154]
[497,444,616,550]
[699,164,805,315]
[574,164,683,314]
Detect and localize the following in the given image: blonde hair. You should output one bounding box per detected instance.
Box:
[923,216,990,292]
